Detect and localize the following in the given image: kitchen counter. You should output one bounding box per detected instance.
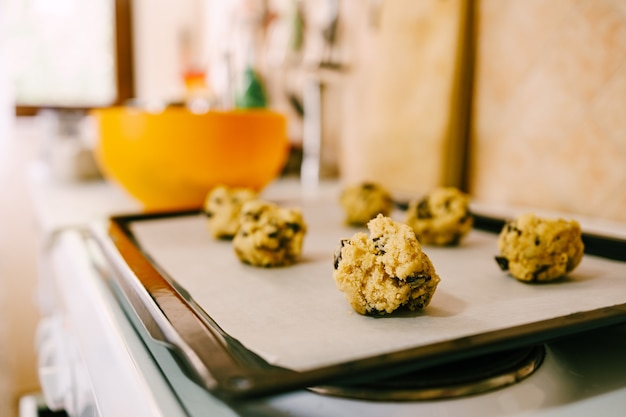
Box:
[27,161,141,235]
[28,172,626,417]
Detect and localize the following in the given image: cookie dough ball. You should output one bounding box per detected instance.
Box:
[333,214,441,316]
[203,185,257,239]
[233,200,307,267]
[495,213,584,282]
[339,182,394,226]
[405,187,473,246]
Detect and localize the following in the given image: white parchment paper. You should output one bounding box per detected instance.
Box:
[130,199,626,372]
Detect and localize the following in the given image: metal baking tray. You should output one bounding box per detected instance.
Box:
[101,197,626,401]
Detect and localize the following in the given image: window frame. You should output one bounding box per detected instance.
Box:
[14,0,135,116]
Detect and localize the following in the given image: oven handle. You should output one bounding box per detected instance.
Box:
[79,227,220,391]
[80,224,307,400]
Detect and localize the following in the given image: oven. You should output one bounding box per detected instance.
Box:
[29,178,626,417]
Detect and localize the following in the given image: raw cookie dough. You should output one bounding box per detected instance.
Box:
[203,185,257,239]
[339,182,394,226]
[495,213,584,282]
[233,200,307,267]
[333,214,441,315]
[405,187,473,246]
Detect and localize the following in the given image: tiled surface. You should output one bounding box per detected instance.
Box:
[469,0,626,222]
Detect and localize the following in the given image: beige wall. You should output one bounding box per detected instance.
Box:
[132,0,207,102]
[469,0,626,222]
[340,0,464,196]
[335,0,626,223]
[0,119,41,417]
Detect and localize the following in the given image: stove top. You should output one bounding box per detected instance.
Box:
[34,180,626,417]
[310,344,546,401]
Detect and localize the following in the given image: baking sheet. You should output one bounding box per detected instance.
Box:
[127,199,626,373]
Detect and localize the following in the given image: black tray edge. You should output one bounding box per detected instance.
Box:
[100,209,626,400]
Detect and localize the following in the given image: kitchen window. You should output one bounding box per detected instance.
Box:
[4,0,134,114]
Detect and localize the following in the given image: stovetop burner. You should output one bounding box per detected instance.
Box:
[310,345,545,401]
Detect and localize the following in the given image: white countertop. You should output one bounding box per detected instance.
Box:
[28,160,141,235]
[26,154,626,241]
[27,162,340,236]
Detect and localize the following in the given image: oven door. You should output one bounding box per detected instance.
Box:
[35,227,214,417]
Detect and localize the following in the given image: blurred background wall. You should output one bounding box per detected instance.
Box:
[469,0,626,222]
[339,0,466,196]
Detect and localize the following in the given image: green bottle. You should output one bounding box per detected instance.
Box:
[235,65,267,109]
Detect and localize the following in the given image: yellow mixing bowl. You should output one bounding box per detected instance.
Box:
[92,107,289,211]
